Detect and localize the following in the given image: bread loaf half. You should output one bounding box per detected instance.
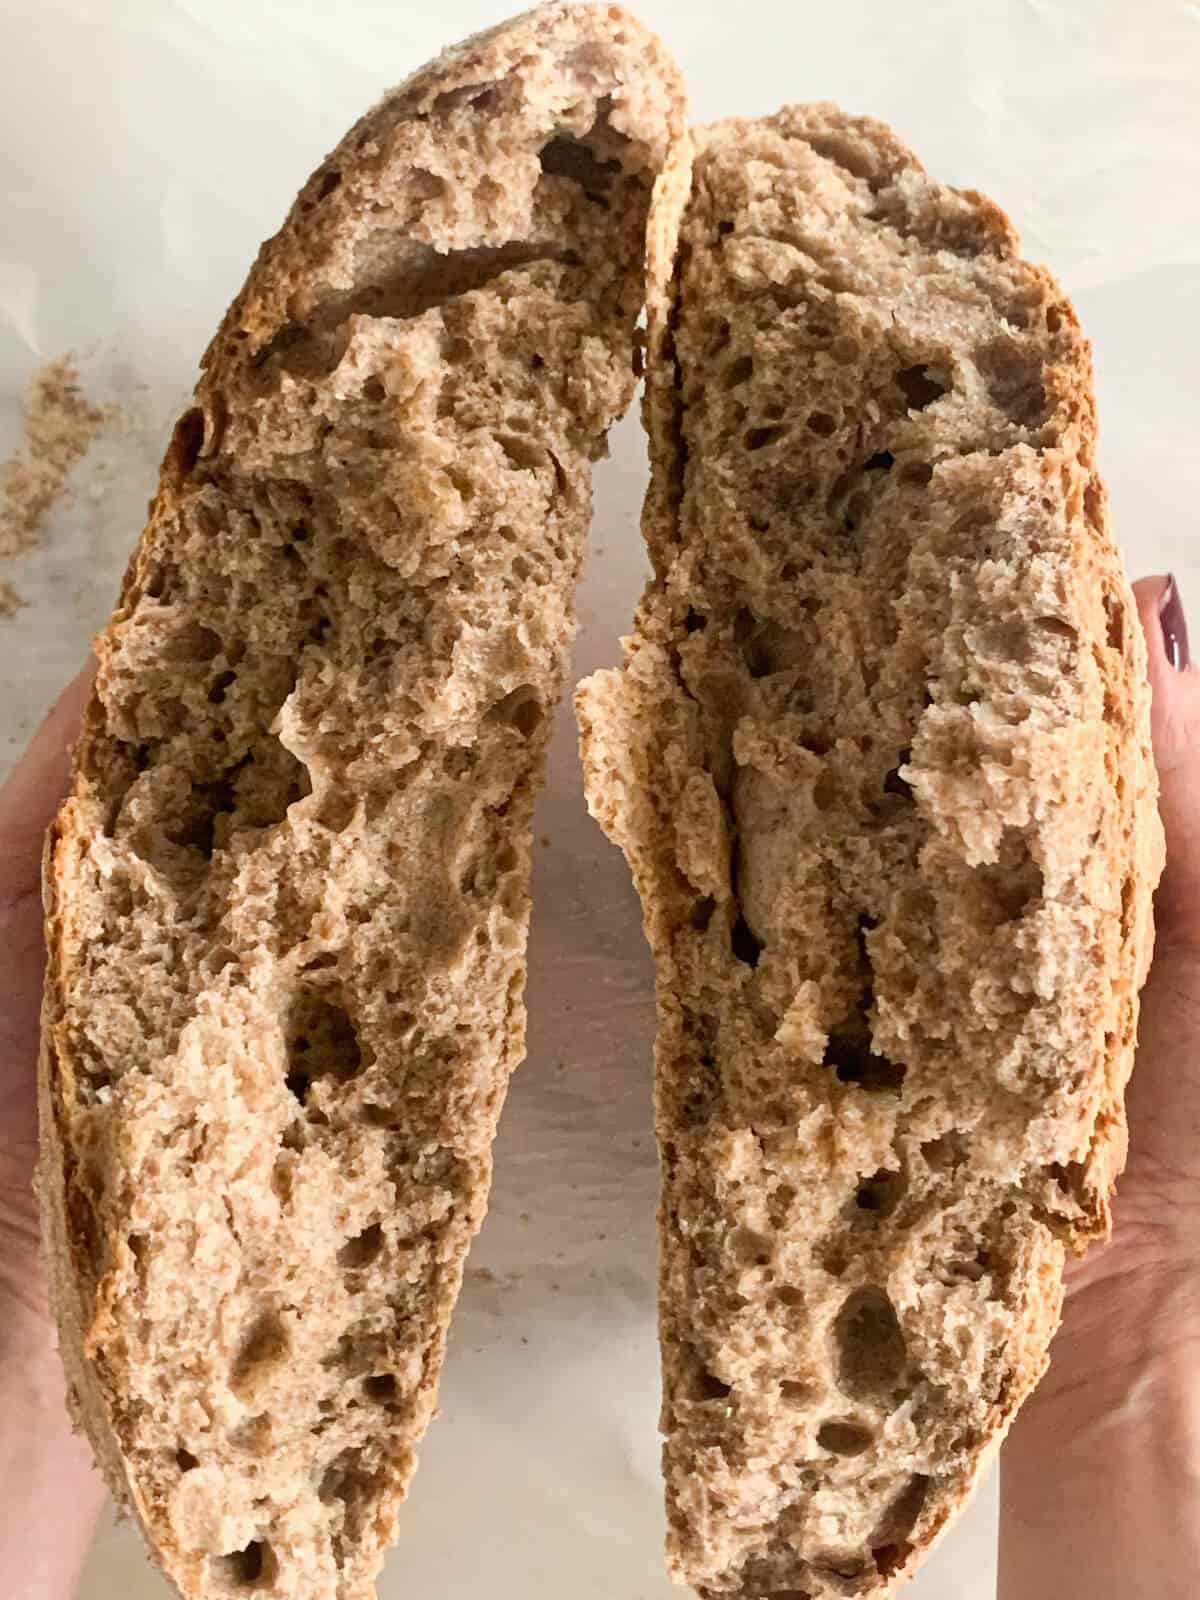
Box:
[577,106,1162,1598]
[39,9,683,1597]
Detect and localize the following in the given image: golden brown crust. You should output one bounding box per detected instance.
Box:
[578,104,1161,1598]
[40,8,685,1598]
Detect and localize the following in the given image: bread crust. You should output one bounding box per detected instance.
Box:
[578,105,1162,1598]
[40,9,684,1598]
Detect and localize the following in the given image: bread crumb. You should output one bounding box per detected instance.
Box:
[0,355,112,612]
[0,577,25,620]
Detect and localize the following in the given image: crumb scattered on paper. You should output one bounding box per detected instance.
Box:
[0,355,112,610]
[0,577,26,620]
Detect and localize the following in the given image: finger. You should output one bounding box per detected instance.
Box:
[0,665,93,1133]
[0,664,94,905]
[1133,575,1200,947]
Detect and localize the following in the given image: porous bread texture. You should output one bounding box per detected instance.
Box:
[39,8,684,1599]
[577,106,1163,1599]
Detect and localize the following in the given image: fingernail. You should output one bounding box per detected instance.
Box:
[1161,574,1190,671]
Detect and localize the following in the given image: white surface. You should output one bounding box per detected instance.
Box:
[1,1,1198,1596]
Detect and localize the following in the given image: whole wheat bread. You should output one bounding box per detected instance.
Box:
[577,107,1162,1598]
[39,9,683,1597]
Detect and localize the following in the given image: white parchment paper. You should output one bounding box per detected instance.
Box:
[2,2,1197,1596]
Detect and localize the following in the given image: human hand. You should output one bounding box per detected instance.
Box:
[0,666,107,1598]
[1000,574,1200,1600]
[0,667,93,1323]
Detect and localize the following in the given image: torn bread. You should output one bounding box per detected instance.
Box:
[577,106,1162,1598]
[39,8,684,1598]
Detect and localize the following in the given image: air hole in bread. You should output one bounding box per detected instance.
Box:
[539,135,621,202]
[271,1151,295,1204]
[937,1247,989,1286]
[497,432,547,473]
[360,1101,394,1128]
[976,839,1043,924]
[824,1034,905,1093]
[843,489,869,534]
[769,1183,797,1227]
[818,1239,849,1278]
[901,461,934,486]
[854,1169,905,1217]
[319,1448,363,1504]
[778,1379,810,1406]
[143,560,180,602]
[872,1543,912,1578]
[184,737,310,852]
[165,773,238,859]
[167,622,223,663]
[775,1285,804,1309]
[802,128,894,189]
[285,991,364,1103]
[1035,615,1077,643]
[322,1323,388,1378]
[176,1447,199,1472]
[871,1473,930,1563]
[318,1444,389,1567]
[172,408,205,476]
[864,450,894,472]
[733,610,773,678]
[694,1370,733,1401]
[724,355,754,389]
[66,1183,103,1272]
[361,376,386,403]
[731,1226,773,1267]
[921,1131,966,1171]
[746,426,785,451]
[731,915,764,967]
[690,896,716,932]
[316,168,342,200]
[976,337,1047,427]
[817,1419,874,1456]
[231,1312,289,1396]
[883,756,913,799]
[1104,590,1125,652]
[338,1223,384,1269]
[430,82,497,117]
[807,410,837,436]
[486,686,543,739]
[895,364,947,411]
[834,1288,907,1402]
[815,1554,868,1580]
[210,1540,278,1590]
[207,670,237,706]
[363,1373,398,1404]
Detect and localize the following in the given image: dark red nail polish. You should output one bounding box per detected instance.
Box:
[1161,575,1190,671]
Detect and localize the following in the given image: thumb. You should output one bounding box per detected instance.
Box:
[1133,574,1200,948]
